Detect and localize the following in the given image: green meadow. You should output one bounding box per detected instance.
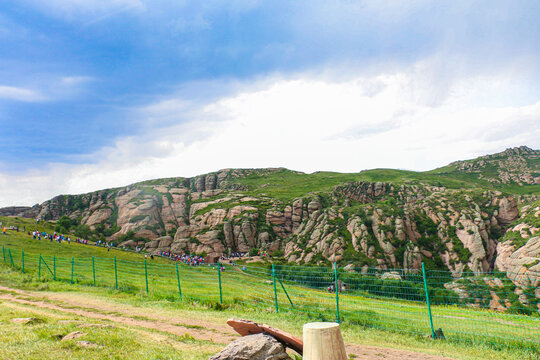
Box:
[1,217,538,360]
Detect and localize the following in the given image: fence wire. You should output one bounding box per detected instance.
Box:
[1,245,538,350]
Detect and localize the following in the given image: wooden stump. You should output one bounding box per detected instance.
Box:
[303,322,347,360]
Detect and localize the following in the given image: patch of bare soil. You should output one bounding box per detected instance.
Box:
[0,285,454,359]
[345,344,454,360]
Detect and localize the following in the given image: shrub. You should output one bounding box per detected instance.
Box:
[54,215,77,233]
[73,224,93,239]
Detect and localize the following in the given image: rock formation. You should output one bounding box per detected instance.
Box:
[0,148,538,277]
[209,334,290,360]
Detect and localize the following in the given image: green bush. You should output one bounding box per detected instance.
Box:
[73,224,93,239]
[54,215,78,234]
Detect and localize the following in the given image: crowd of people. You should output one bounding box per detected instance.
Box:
[94,239,117,251]
[1,223,24,235]
[31,230,94,246]
[2,220,264,268]
[158,251,206,266]
[220,252,246,261]
[24,223,210,265]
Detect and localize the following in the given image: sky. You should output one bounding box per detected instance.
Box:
[0,1,539,207]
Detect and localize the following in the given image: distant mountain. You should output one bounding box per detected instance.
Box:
[1,147,539,277]
[431,146,540,186]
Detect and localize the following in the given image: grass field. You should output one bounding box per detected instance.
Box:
[0,299,215,360]
[1,221,539,359]
[231,168,540,201]
[0,264,538,360]
[0,216,171,263]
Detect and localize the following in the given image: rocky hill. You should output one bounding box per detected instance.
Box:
[1,148,539,277]
[432,146,540,186]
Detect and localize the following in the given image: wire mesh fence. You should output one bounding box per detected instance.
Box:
[1,245,538,350]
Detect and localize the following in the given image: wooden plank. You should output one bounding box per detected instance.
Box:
[227,318,303,355]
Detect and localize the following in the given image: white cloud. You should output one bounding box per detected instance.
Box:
[0,75,94,104]
[1,63,539,207]
[0,85,44,102]
[61,76,94,85]
[20,0,145,22]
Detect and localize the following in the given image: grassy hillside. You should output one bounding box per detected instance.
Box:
[230,168,491,202]
[429,146,540,193]
[1,228,539,353]
[233,167,540,203]
[0,216,168,263]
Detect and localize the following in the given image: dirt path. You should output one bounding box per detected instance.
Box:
[0,285,455,359]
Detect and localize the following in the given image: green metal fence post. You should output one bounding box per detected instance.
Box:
[2,245,5,262]
[53,256,56,280]
[71,257,74,284]
[217,261,223,304]
[176,262,182,301]
[22,251,25,274]
[92,257,96,286]
[8,249,14,267]
[272,264,279,313]
[114,257,118,290]
[144,259,149,294]
[334,262,340,323]
[277,277,294,308]
[422,263,436,339]
[38,254,42,278]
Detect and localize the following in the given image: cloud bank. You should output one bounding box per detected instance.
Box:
[1,59,538,207]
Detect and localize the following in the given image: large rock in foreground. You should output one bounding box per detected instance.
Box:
[499,236,540,289]
[209,333,290,360]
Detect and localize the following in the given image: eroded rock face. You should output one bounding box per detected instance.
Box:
[455,221,488,273]
[448,146,540,185]
[2,163,538,277]
[209,334,289,360]
[0,206,40,218]
[496,197,519,227]
[84,208,113,229]
[498,237,540,289]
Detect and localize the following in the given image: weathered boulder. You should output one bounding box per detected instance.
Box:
[119,240,137,248]
[145,239,160,250]
[62,331,86,341]
[258,231,270,245]
[10,317,42,324]
[76,341,102,348]
[500,237,540,289]
[209,333,289,360]
[223,221,235,248]
[206,173,217,190]
[158,236,173,248]
[381,272,402,281]
[307,199,322,214]
[292,199,303,230]
[84,207,113,229]
[171,238,190,253]
[455,221,488,273]
[343,264,355,272]
[497,197,519,227]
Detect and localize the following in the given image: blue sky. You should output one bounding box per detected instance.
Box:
[0,1,539,206]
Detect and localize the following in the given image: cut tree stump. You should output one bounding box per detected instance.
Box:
[303,322,347,360]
